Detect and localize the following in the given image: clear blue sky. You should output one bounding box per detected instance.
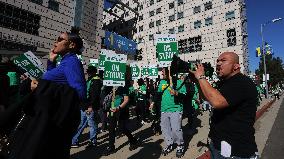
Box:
[246,0,284,73]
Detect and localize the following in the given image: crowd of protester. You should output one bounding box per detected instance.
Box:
[1,32,284,159]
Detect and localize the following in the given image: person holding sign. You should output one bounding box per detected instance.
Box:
[104,86,140,155]
[9,32,86,159]
[135,78,148,125]
[150,67,187,158]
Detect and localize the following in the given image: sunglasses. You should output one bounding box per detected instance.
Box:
[56,37,68,42]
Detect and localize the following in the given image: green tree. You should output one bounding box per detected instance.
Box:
[255,54,284,87]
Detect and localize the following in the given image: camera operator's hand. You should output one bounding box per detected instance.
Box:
[189,63,205,79]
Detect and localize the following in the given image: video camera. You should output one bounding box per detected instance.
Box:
[170,54,214,79]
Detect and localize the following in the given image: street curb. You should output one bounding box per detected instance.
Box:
[196,98,276,159]
[255,98,276,120]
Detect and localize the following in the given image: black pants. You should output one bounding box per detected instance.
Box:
[136,100,146,121]
[108,108,135,147]
[151,103,161,133]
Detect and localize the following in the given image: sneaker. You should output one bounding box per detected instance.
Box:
[71,143,79,148]
[176,145,185,158]
[162,144,174,156]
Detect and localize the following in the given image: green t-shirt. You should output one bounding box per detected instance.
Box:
[112,86,129,109]
[192,83,199,109]
[158,79,186,112]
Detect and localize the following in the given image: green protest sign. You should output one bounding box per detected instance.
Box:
[99,49,112,70]
[89,59,98,67]
[148,65,158,79]
[141,65,149,78]
[13,51,46,79]
[130,62,140,80]
[155,34,178,67]
[103,53,127,86]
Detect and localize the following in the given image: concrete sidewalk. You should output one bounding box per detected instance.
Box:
[70,95,279,159]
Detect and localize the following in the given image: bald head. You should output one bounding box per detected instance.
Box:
[216,52,241,79]
[221,52,239,64]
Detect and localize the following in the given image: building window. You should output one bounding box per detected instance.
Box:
[226,11,235,20]
[194,20,202,29]
[48,0,59,12]
[204,2,212,11]
[138,37,143,43]
[149,34,154,41]
[193,6,201,14]
[178,25,184,32]
[156,7,162,14]
[227,28,236,46]
[149,10,155,17]
[156,20,161,26]
[169,15,175,22]
[169,28,175,34]
[178,39,187,53]
[125,11,129,17]
[225,0,234,3]
[177,12,184,19]
[139,26,143,32]
[139,15,143,21]
[205,17,213,26]
[178,0,184,6]
[169,2,174,9]
[187,36,202,52]
[150,0,154,5]
[149,22,154,28]
[28,0,43,5]
[0,1,40,36]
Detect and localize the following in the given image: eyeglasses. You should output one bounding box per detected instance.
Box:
[56,37,68,42]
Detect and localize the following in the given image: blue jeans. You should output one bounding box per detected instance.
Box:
[209,142,259,159]
[72,110,97,145]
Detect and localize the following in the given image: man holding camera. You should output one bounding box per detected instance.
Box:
[190,52,259,159]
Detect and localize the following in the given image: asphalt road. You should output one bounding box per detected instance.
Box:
[261,98,284,159]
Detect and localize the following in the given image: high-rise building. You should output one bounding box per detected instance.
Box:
[104,0,249,74]
[0,0,75,58]
[73,0,104,63]
[0,0,105,67]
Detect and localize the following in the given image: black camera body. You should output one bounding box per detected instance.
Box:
[170,54,214,78]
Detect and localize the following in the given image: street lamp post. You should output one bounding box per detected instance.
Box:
[260,17,282,98]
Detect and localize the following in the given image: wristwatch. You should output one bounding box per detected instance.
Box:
[197,75,206,80]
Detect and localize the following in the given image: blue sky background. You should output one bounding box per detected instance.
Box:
[246,0,284,72]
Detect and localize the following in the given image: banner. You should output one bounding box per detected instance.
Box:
[148,64,158,79]
[154,34,178,67]
[130,62,140,80]
[104,31,137,55]
[103,52,127,86]
[89,59,98,67]
[13,51,46,79]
